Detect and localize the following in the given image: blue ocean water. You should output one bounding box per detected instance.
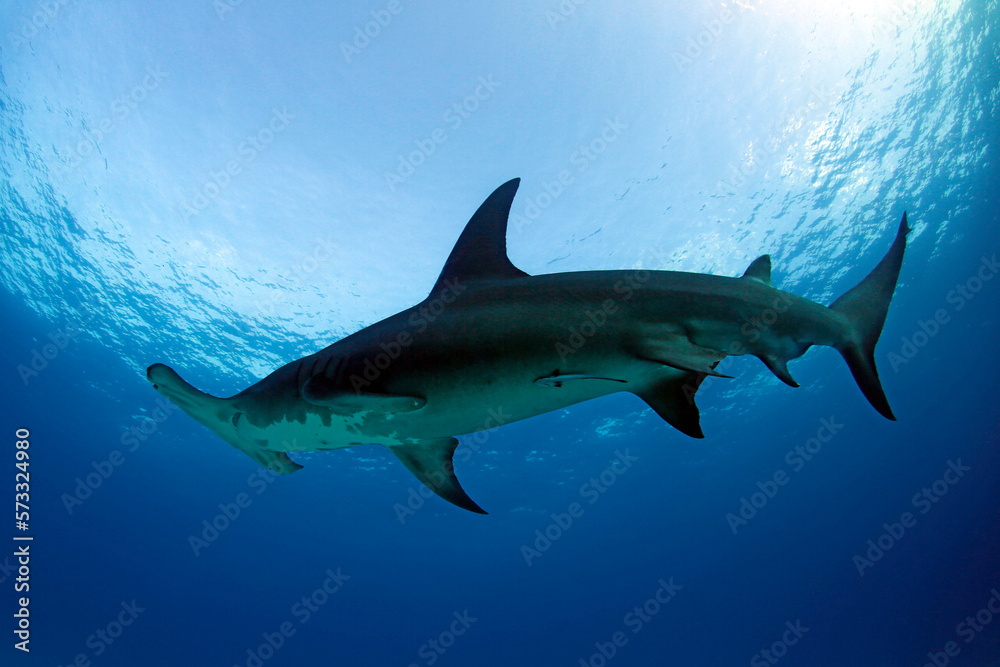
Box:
[1,1,998,665]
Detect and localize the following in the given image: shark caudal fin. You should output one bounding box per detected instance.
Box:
[829,213,911,420]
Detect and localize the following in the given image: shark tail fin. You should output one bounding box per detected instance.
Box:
[829,213,910,420]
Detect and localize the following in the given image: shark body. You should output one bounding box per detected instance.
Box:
[148,178,909,513]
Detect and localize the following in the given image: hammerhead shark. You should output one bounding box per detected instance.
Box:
[148,178,909,513]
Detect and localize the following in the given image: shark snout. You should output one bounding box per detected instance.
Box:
[144,363,217,416]
[146,364,189,401]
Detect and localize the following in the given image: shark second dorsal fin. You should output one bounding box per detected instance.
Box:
[429,178,528,295]
[741,255,773,286]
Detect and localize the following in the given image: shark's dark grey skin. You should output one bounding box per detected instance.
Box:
[148,178,909,514]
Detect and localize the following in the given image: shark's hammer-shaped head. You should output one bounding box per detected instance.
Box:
[146,363,236,426]
[147,363,198,409]
[146,363,302,475]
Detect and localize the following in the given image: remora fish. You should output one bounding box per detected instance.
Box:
[148,178,909,514]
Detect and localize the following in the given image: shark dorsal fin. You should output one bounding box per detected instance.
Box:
[741,255,772,286]
[430,178,528,295]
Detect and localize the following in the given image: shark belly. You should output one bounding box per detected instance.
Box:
[388,356,646,440]
[234,410,371,451]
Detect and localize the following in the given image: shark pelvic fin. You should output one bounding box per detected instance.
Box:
[389,438,487,514]
[246,448,303,475]
[830,212,910,420]
[759,354,800,388]
[429,178,528,295]
[636,372,708,438]
[636,336,732,378]
[302,376,425,414]
[741,255,773,286]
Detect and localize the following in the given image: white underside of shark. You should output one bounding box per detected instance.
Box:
[148,178,909,514]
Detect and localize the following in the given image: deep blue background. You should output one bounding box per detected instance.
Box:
[2,1,999,665]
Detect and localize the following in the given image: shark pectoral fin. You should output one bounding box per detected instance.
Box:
[389,438,487,514]
[249,449,303,475]
[636,372,708,439]
[302,376,425,414]
[637,337,732,378]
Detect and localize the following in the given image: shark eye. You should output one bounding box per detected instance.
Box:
[232,412,242,427]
